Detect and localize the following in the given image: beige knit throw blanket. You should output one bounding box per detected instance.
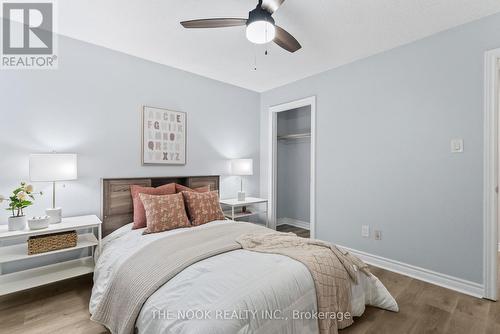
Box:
[91,222,268,334]
[237,232,370,334]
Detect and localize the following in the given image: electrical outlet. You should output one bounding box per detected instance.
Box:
[362,225,370,238]
[374,230,382,240]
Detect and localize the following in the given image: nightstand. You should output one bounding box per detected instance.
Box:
[0,215,102,296]
[220,197,269,227]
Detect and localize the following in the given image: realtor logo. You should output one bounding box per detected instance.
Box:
[1,1,58,69]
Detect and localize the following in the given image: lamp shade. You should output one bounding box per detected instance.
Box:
[29,154,78,182]
[230,159,253,176]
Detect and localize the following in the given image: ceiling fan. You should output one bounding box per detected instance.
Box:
[180,0,301,53]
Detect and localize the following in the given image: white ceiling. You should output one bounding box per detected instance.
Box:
[52,0,500,92]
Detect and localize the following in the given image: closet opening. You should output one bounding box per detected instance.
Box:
[268,96,316,238]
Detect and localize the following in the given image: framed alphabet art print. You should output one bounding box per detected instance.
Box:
[141,106,186,165]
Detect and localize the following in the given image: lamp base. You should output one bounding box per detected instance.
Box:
[46,208,62,224]
[237,191,246,202]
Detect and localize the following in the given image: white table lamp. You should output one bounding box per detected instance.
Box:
[230,159,253,201]
[29,153,78,224]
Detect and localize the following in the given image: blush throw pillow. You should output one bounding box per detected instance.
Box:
[175,183,210,193]
[131,183,176,229]
[182,191,225,226]
[139,193,190,234]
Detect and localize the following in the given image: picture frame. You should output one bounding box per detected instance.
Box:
[141,106,187,165]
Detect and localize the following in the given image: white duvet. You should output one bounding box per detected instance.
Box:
[90,221,398,334]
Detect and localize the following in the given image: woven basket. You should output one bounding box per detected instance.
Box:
[28,231,77,255]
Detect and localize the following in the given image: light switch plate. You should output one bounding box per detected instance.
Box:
[451,139,464,153]
[362,225,370,238]
[374,230,382,240]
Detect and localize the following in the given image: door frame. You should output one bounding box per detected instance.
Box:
[268,96,316,238]
[484,48,500,300]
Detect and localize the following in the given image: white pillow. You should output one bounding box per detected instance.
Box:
[365,273,399,312]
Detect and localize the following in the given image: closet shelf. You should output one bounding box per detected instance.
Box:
[277,133,311,141]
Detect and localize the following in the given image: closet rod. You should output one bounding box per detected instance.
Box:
[277,132,311,141]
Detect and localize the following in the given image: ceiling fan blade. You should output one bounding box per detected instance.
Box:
[274,26,301,53]
[261,0,286,14]
[180,18,247,29]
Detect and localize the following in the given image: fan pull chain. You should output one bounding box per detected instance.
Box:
[265,20,269,56]
[253,43,269,70]
[254,47,257,71]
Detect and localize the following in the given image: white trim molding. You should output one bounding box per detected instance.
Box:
[268,96,316,238]
[277,217,310,230]
[340,245,484,298]
[483,48,500,301]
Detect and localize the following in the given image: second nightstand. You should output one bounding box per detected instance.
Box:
[220,197,269,227]
[0,215,102,296]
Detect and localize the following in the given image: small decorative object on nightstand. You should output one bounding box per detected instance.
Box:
[220,197,268,228]
[230,159,253,202]
[27,216,50,230]
[0,215,102,296]
[29,153,78,224]
[1,182,43,231]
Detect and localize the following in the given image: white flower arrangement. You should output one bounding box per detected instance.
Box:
[1,182,43,217]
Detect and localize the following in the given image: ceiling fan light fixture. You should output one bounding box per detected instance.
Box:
[180,0,301,53]
[246,20,276,44]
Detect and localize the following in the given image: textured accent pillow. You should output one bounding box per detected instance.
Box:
[139,193,190,234]
[175,183,210,193]
[182,191,225,226]
[131,183,176,229]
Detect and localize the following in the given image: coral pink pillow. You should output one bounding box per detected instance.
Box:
[139,193,190,234]
[131,183,176,229]
[175,183,210,193]
[182,191,225,226]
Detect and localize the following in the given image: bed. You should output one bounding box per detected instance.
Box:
[90,176,398,334]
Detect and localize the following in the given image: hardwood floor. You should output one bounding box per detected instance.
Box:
[277,224,310,238]
[0,274,107,334]
[1,252,499,333]
[341,264,500,334]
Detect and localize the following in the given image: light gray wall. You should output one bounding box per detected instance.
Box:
[261,13,500,284]
[277,107,311,223]
[277,106,311,136]
[0,33,260,225]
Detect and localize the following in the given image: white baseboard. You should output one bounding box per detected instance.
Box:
[339,245,484,298]
[277,217,310,230]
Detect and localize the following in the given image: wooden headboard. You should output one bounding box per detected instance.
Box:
[101,176,219,237]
